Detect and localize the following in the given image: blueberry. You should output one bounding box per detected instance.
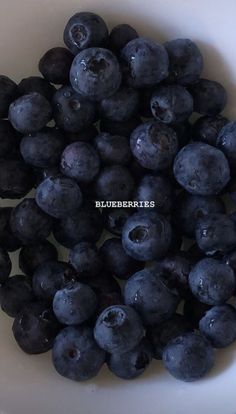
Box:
[66,125,98,143]
[134,174,173,214]
[87,273,122,313]
[0,75,18,118]
[0,208,21,251]
[60,142,100,183]
[0,160,34,199]
[94,305,144,354]
[35,175,83,218]
[63,12,108,55]
[121,38,169,88]
[216,121,236,169]
[100,238,144,280]
[147,314,193,359]
[18,76,56,101]
[107,338,152,380]
[39,47,74,85]
[130,120,178,170]
[20,127,66,168]
[93,133,131,166]
[100,116,141,138]
[52,326,105,381]
[102,208,133,236]
[195,213,236,255]
[164,39,203,85]
[53,203,103,248]
[9,93,52,134]
[10,198,52,245]
[199,305,236,348]
[95,165,134,202]
[32,260,78,301]
[52,85,97,133]
[153,254,192,299]
[183,297,212,328]
[174,193,225,238]
[0,120,21,158]
[173,143,230,195]
[19,240,58,276]
[188,78,227,115]
[192,115,229,146]
[189,258,235,305]
[124,269,179,325]
[163,333,214,382]
[0,247,11,284]
[122,211,172,261]
[13,302,60,354]
[0,275,33,317]
[99,86,139,122]
[53,282,97,325]
[151,85,193,124]
[70,48,121,101]
[69,242,103,278]
[109,24,138,53]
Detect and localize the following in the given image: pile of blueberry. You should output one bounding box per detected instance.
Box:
[1,10,236,383]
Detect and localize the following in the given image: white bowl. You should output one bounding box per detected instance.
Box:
[0,1,236,413]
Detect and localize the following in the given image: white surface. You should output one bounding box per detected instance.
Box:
[0,1,236,413]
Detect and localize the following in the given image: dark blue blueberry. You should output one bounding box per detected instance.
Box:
[66,125,98,143]
[69,242,103,278]
[130,120,178,170]
[53,282,97,325]
[0,208,22,252]
[0,121,21,158]
[87,273,122,313]
[188,78,227,115]
[173,143,230,195]
[164,39,203,85]
[32,260,78,301]
[174,193,225,238]
[93,133,131,166]
[100,238,144,280]
[94,305,144,354]
[199,305,236,348]
[121,38,169,88]
[60,142,100,183]
[134,174,173,214]
[20,127,66,168]
[100,116,141,138]
[147,313,193,359]
[0,160,34,199]
[0,247,11,284]
[9,92,52,134]
[52,326,105,381]
[64,12,108,55]
[122,211,172,261]
[192,115,228,146]
[70,48,121,101]
[102,208,133,236]
[13,302,60,354]
[53,204,103,248]
[183,297,212,328]
[216,121,236,168]
[109,24,138,53]
[95,165,134,202]
[35,175,83,218]
[10,198,52,245]
[124,269,179,325]
[100,86,139,122]
[0,275,33,317]
[0,75,18,118]
[195,214,236,255]
[107,338,152,379]
[39,47,74,85]
[52,85,97,133]
[163,333,214,382]
[18,76,56,101]
[151,85,193,124]
[189,258,235,305]
[19,240,58,276]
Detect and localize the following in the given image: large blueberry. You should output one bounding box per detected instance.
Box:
[188,78,227,115]
[19,240,58,276]
[134,174,173,214]
[95,165,134,202]
[18,76,56,101]
[192,115,228,146]
[69,242,103,278]
[109,24,138,53]
[93,133,131,166]
[39,47,74,85]
[99,86,139,122]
